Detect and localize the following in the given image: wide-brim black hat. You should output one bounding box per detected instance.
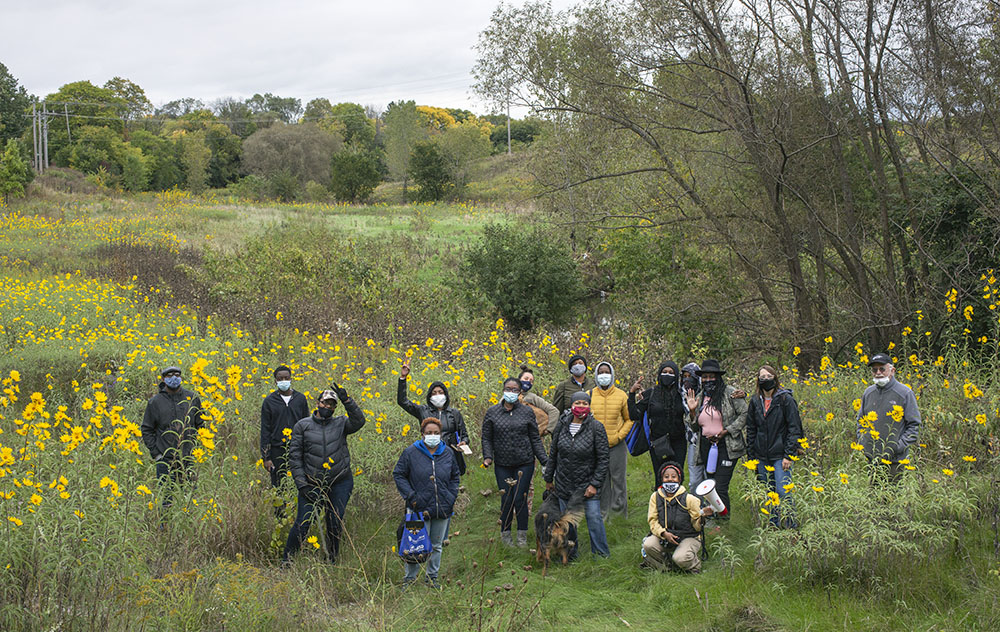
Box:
[696,359,725,376]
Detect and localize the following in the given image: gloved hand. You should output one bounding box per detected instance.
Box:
[332,382,349,402]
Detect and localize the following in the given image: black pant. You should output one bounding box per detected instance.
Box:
[649,434,688,489]
[267,445,287,488]
[155,458,192,509]
[700,439,736,517]
[495,463,534,532]
[284,477,354,563]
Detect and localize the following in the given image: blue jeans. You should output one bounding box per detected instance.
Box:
[404,517,449,581]
[559,496,609,558]
[495,463,534,532]
[284,476,354,562]
[756,460,796,528]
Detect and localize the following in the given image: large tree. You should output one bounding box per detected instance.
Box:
[383,100,425,197]
[0,63,30,145]
[241,123,341,186]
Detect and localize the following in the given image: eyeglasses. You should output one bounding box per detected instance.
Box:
[503,387,521,393]
[870,365,890,374]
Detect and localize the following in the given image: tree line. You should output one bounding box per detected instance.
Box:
[0,65,545,203]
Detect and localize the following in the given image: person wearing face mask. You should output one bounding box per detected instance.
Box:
[481,377,548,547]
[393,418,461,590]
[517,366,559,437]
[551,354,596,416]
[283,385,366,566]
[684,359,748,521]
[641,462,711,572]
[746,365,804,528]
[260,365,311,489]
[680,363,705,491]
[141,366,205,509]
[629,361,688,489]
[398,357,470,475]
[543,391,610,558]
[589,361,633,521]
[857,353,921,482]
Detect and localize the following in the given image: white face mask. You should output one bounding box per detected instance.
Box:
[596,373,613,388]
[429,393,447,409]
[423,434,441,448]
[873,376,890,388]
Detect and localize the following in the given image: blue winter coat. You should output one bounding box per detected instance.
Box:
[393,440,461,520]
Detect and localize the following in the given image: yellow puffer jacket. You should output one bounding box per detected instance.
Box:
[589,362,632,447]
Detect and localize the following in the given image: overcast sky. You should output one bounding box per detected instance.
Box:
[1,0,578,115]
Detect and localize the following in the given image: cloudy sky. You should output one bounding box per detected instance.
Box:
[1,0,577,115]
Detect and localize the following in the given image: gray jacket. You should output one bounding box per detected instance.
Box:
[856,378,920,460]
[686,384,749,462]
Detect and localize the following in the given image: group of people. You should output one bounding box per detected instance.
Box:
[138,349,919,585]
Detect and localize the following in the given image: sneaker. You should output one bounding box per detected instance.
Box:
[425,577,442,590]
[400,578,416,592]
[500,531,514,547]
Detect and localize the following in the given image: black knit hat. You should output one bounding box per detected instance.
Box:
[568,354,588,369]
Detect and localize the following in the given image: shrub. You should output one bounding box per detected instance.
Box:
[408,141,451,202]
[330,151,381,202]
[460,224,585,331]
[225,175,270,201]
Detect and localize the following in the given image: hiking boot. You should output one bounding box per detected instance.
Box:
[516,530,528,547]
[425,576,442,590]
[501,531,514,547]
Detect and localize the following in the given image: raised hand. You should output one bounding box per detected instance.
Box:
[401,357,411,379]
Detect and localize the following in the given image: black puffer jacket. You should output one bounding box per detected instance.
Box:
[746,388,804,461]
[141,383,204,462]
[481,401,547,467]
[628,361,686,442]
[393,440,461,519]
[288,398,366,489]
[259,389,311,459]
[396,378,469,446]
[543,411,609,500]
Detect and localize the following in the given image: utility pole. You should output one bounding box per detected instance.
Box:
[65,104,71,143]
[31,102,38,172]
[506,90,512,155]
[42,102,49,171]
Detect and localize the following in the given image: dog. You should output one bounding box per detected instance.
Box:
[534,487,586,575]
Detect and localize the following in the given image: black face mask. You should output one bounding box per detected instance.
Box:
[317,406,335,419]
[658,373,677,388]
[702,379,719,398]
[758,378,776,391]
[682,377,700,393]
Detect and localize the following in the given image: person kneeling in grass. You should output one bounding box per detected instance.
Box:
[641,462,711,573]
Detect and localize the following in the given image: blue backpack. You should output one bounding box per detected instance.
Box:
[626,412,651,456]
[398,509,432,564]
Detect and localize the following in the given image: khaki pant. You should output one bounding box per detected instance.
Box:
[642,534,702,572]
[600,441,628,520]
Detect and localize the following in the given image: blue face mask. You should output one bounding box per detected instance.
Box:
[661,482,680,494]
[164,375,182,389]
[423,434,441,448]
[520,380,532,392]
[276,380,292,392]
[502,391,519,404]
